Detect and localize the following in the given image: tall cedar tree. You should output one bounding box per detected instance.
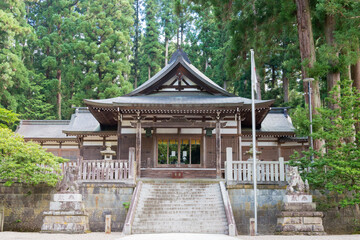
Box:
[131,0,141,88]
[0,0,31,112]
[160,0,177,66]
[140,0,163,83]
[72,0,134,105]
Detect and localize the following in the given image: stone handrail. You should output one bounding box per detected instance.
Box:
[123,181,143,235]
[219,181,237,236]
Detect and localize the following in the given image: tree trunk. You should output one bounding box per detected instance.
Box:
[134,0,139,89]
[283,72,289,103]
[351,55,360,145]
[256,71,262,100]
[325,14,340,110]
[295,0,322,151]
[148,66,151,80]
[351,54,360,92]
[180,23,184,47]
[176,27,179,49]
[165,37,169,66]
[57,68,61,120]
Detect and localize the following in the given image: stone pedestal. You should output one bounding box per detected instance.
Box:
[276,194,326,235]
[41,193,90,234]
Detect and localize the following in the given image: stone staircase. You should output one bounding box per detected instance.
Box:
[131,182,229,234]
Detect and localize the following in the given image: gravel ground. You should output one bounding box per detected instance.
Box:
[0,232,359,240]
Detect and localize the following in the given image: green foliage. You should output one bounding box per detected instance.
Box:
[123,201,130,210]
[0,107,66,186]
[139,0,163,84]
[0,107,19,129]
[0,127,67,187]
[0,0,31,112]
[291,79,360,207]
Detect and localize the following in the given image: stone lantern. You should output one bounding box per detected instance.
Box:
[246,144,261,160]
[100,142,116,160]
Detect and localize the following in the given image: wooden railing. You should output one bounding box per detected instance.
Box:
[60,147,136,182]
[78,160,130,181]
[225,147,289,184]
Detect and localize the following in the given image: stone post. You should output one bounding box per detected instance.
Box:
[279,157,285,181]
[226,147,233,182]
[105,215,111,234]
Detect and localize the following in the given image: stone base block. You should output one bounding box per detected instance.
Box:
[276,198,326,235]
[284,194,312,203]
[41,193,90,234]
[41,215,90,234]
[283,202,316,212]
[53,194,82,202]
[50,201,84,211]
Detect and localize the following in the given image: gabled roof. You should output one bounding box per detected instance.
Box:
[84,49,274,127]
[127,49,233,97]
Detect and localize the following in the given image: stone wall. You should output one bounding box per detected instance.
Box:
[80,183,133,231]
[0,182,134,232]
[228,185,360,235]
[228,184,286,235]
[1,182,359,234]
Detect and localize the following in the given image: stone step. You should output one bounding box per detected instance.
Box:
[131,224,228,234]
[132,229,228,234]
[140,198,222,202]
[131,182,229,234]
[137,210,226,214]
[137,203,224,208]
[132,221,228,228]
[133,219,227,225]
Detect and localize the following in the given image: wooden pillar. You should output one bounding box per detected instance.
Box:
[117,113,122,159]
[202,128,206,168]
[237,114,242,161]
[216,114,221,178]
[136,113,141,177]
[103,136,106,149]
[78,136,84,159]
[58,141,63,157]
[278,142,282,159]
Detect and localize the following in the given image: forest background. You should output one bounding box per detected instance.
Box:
[1,0,360,207]
[1,0,360,122]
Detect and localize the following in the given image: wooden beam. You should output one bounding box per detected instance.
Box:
[131,121,226,128]
[78,137,84,159]
[117,113,122,159]
[237,114,242,161]
[216,116,221,178]
[135,113,142,177]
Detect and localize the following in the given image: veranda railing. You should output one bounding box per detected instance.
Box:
[60,147,136,183]
[225,147,289,184]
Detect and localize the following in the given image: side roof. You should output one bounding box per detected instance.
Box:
[16,120,75,140]
[16,107,296,138]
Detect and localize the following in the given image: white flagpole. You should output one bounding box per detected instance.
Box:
[250,49,258,235]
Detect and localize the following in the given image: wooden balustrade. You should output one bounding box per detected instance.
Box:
[60,160,132,181]
[59,148,136,182]
[225,147,288,184]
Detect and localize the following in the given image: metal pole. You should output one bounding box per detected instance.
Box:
[250,49,258,235]
[304,78,314,161]
[308,81,314,151]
